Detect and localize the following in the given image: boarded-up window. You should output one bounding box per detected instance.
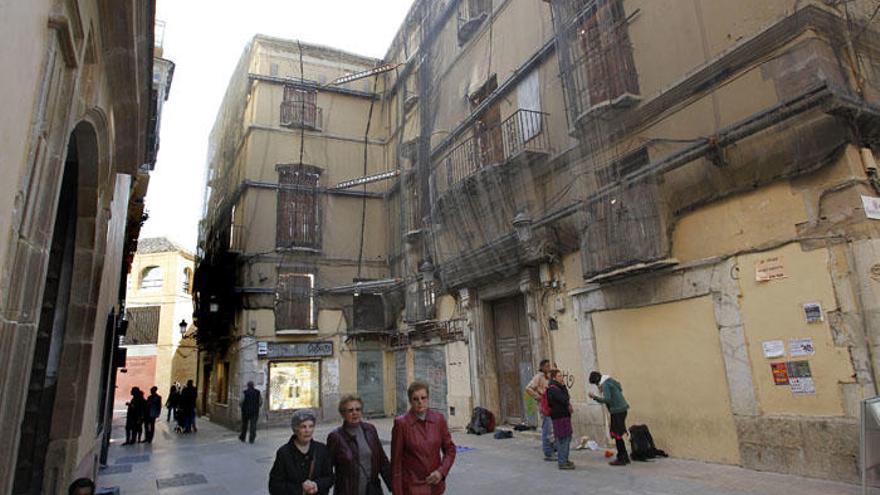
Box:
[124,306,160,345]
[353,293,385,331]
[276,272,315,331]
[281,87,319,129]
[576,0,639,108]
[277,165,320,249]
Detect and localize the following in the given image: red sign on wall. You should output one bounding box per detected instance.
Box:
[771,362,789,385]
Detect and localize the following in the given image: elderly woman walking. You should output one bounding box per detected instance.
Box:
[327,394,391,495]
[547,369,575,470]
[391,381,456,495]
[269,409,333,495]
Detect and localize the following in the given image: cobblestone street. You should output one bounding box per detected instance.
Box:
[97,414,862,495]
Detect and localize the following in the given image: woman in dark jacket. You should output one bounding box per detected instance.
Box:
[123,387,146,445]
[327,394,391,495]
[269,409,333,495]
[547,369,574,470]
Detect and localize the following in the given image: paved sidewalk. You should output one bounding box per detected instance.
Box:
[97,414,862,494]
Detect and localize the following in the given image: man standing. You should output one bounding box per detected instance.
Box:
[179,379,198,433]
[588,370,630,466]
[525,359,556,461]
[144,386,163,443]
[239,380,262,443]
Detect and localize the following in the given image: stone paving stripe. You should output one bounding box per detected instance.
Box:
[255,456,274,464]
[115,454,150,464]
[456,445,476,453]
[98,465,132,475]
[157,473,209,489]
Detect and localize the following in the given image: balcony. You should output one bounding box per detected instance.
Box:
[432,109,550,196]
[280,101,323,130]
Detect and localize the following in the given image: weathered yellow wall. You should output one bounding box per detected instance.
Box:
[592,296,741,464]
[737,243,855,416]
[446,341,472,429]
[672,182,808,263]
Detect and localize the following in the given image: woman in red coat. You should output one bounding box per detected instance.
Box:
[391,381,456,495]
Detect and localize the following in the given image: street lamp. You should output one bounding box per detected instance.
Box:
[179,319,188,338]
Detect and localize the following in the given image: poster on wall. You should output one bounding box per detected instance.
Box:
[789,338,815,357]
[803,302,823,323]
[762,340,785,358]
[862,195,880,220]
[771,362,790,385]
[787,360,816,395]
[755,256,786,282]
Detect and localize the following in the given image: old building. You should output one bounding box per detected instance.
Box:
[115,237,196,407]
[196,0,880,482]
[0,2,170,493]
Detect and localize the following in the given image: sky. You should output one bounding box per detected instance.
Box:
[140,0,415,251]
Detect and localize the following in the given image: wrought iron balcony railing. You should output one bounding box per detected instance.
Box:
[432,109,550,195]
[280,101,323,130]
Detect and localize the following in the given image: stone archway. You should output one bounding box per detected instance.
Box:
[12,120,107,495]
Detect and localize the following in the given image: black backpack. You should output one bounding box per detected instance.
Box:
[466,407,494,435]
[629,424,668,461]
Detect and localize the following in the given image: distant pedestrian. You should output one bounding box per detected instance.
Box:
[269,409,333,495]
[525,358,556,461]
[166,382,179,421]
[547,369,574,470]
[179,379,198,433]
[589,371,630,466]
[391,381,456,495]
[68,477,95,495]
[144,386,162,443]
[123,387,146,445]
[239,381,262,443]
[328,394,391,495]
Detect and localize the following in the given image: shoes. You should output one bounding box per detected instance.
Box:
[543,455,557,462]
[239,436,245,442]
[558,462,575,470]
[609,459,628,466]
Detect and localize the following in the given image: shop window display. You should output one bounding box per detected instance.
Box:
[269,361,320,410]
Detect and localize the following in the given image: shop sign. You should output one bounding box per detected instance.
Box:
[262,341,333,359]
[257,341,268,357]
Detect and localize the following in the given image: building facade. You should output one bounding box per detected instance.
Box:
[115,238,196,407]
[196,0,880,482]
[0,2,170,493]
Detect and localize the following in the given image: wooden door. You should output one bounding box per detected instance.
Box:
[492,295,532,424]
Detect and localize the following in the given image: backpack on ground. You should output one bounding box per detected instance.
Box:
[466,406,496,435]
[629,424,669,461]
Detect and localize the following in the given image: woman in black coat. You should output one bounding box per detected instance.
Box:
[269,409,333,495]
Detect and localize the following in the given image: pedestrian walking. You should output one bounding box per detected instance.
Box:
[68,477,96,495]
[179,379,197,433]
[239,381,262,443]
[269,409,333,495]
[123,387,146,445]
[547,369,574,470]
[144,386,162,443]
[327,394,391,495]
[589,370,631,466]
[525,358,556,461]
[166,382,179,422]
[391,381,456,495]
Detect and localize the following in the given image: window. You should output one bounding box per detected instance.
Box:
[215,362,229,404]
[181,267,192,294]
[270,62,279,76]
[276,165,320,249]
[280,87,321,129]
[276,272,315,331]
[555,0,639,124]
[269,361,320,411]
[139,266,163,291]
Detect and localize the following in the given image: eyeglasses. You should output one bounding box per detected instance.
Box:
[344,407,362,413]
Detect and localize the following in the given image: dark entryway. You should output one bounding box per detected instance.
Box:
[13,137,79,494]
[491,295,532,425]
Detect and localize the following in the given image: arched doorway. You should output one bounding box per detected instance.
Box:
[13,120,103,494]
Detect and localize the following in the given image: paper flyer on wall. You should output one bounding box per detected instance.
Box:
[762,340,785,358]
